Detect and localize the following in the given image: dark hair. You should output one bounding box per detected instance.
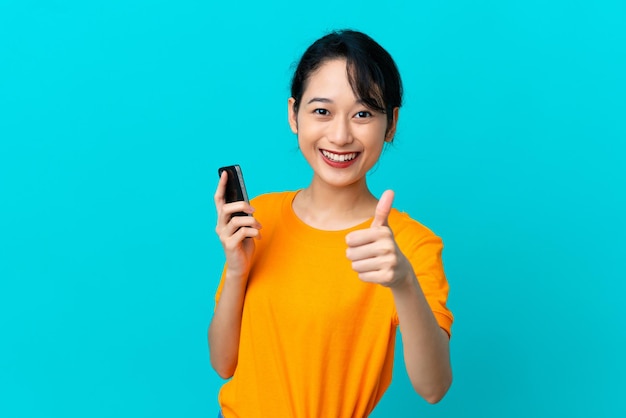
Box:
[290,29,403,130]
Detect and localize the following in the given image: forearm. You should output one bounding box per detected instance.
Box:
[208,271,247,379]
[392,272,452,404]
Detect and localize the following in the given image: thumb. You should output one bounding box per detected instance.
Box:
[371,190,394,227]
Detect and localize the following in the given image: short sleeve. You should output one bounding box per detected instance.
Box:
[390,211,454,337]
[408,234,453,337]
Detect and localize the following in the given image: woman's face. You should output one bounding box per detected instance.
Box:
[288,58,398,190]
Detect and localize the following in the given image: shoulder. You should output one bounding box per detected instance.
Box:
[388,209,443,250]
[250,190,297,210]
[388,209,438,239]
[249,190,298,224]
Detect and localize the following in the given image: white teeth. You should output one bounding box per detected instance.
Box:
[322,150,357,162]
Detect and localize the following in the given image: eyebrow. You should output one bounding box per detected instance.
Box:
[307,97,333,104]
[306,97,367,105]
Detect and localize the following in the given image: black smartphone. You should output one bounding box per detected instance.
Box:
[218,164,250,217]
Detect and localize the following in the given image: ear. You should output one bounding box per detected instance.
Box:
[288,97,298,134]
[384,107,400,142]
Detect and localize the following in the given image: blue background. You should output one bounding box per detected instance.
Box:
[1,1,625,417]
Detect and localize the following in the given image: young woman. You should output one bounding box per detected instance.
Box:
[209,29,453,418]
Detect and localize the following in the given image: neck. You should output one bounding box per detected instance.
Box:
[292,177,378,230]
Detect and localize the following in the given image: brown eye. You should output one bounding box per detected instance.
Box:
[355,111,372,118]
[314,108,329,116]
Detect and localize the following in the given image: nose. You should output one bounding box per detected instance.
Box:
[327,117,353,146]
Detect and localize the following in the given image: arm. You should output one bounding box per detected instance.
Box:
[390,272,452,403]
[208,270,248,379]
[345,190,452,403]
[208,171,262,379]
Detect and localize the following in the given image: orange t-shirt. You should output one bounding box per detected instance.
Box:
[215,191,453,417]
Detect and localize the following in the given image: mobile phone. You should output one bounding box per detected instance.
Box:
[218,164,250,217]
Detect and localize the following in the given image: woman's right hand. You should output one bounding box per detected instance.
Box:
[214,171,262,281]
[210,172,261,378]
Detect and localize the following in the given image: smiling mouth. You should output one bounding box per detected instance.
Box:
[321,150,359,162]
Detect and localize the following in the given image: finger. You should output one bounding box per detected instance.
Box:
[350,256,392,274]
[227,215,262,235]
[229,225,262,244]
[355,269,395,284]
[222,227,261,254]
[345,228,393,250]
[347,241,394,263]
[223,201,255,217]
[371,190,394,228]
[221,220,262,247]
[214,170,228,208]
[216,201,255,232]
[217,213,261,238]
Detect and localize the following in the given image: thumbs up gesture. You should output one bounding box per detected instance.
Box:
[345,190,412,288]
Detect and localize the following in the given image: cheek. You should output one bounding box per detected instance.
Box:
[297,120,324,140]
[356,124,388,145]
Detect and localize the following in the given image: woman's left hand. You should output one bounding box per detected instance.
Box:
[345,190,412,288]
